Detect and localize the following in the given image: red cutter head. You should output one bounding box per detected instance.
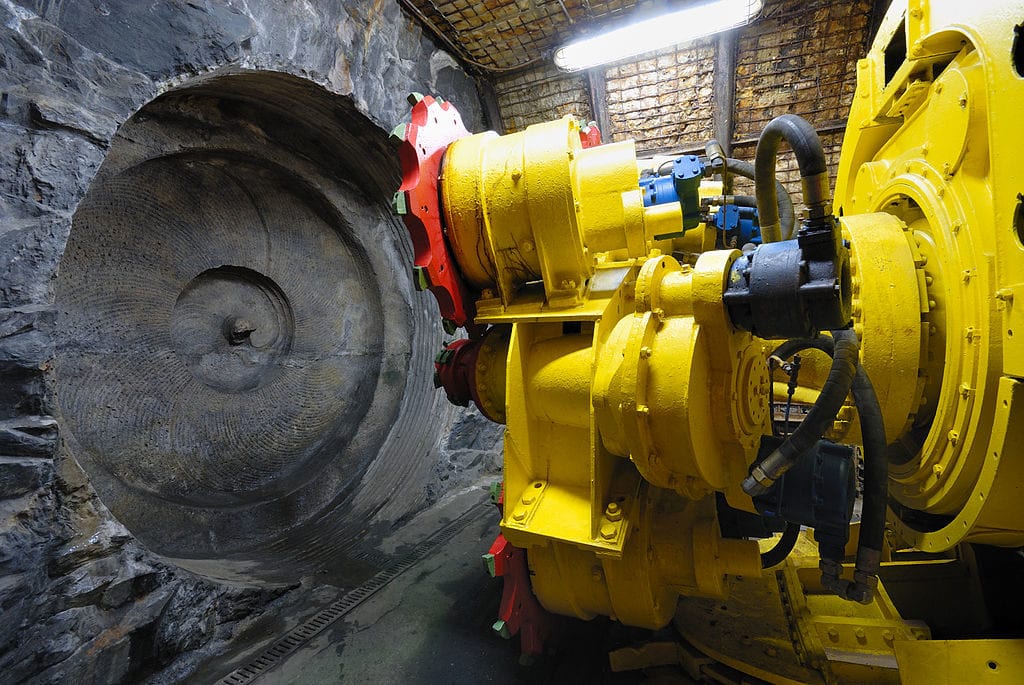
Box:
[393,94,480,334]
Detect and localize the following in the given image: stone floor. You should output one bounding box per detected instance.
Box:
[188,481,675,684]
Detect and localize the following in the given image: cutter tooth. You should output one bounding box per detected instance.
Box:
[391,191,408,216]
[389,123,408,143]
[407,92,425,105]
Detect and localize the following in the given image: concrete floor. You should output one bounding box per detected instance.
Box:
[193,482,669,684]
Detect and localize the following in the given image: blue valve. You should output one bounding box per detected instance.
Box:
[639,155,704,231]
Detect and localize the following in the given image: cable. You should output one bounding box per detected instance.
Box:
[760,522,801,569]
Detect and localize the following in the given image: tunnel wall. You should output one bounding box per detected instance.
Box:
[0,1,488,682]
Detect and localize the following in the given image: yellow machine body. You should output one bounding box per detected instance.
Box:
[396,0,1024,680]
[444,115,773,627]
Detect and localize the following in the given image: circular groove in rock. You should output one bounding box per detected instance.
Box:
[52,72,458,580]
[58,152,381,508]
[170,265,295,393]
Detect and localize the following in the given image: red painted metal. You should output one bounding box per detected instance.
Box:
[395,95,479,332]
[579,122,602,148]
[486,534,555,657]
[433,338,481,409]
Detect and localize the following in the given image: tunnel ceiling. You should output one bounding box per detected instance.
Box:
[404,0,648,71]
[52,72,458,582]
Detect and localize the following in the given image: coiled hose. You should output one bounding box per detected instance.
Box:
[721,157,797,241]
[742,328,859,497]
[771,335,888,603]
[753,114,831,243]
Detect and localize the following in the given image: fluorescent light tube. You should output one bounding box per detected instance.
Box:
[554,0,763,72]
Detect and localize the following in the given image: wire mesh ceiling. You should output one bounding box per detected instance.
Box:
[402,0,644,72]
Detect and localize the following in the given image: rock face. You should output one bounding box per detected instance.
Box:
[0,1,495,682]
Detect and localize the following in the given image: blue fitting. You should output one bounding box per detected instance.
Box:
[639,155,705,231]
[715,204,762,248]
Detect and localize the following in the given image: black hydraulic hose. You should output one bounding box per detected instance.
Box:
[846,365,886,603]
[760,522,801,569]
[742,328,859,497]
[771,335,888,604]
[721,194,758,208]
[722,157,796,240]
[754,114,830,243]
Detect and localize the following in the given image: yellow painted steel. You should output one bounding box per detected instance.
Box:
[426,0,1024,670]
[835,0,1024,549]
[444,115,769,626]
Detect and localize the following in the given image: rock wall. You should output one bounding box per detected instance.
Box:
[0,1,489,682]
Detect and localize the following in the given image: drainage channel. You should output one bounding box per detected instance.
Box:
[217,503,487,684]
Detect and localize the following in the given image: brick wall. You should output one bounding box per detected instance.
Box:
[493,62,592,133]
[734,0,873,138]
[488,0,876,204]
[605,40,716,155]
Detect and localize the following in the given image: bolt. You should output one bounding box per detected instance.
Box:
[925,275,934,286]
[959,93,968,109]
[640,346,653,359]
[948,429,960,446]
[652,307,665,320]
[522,492,536,505]
[764,646,778,658]
[512,508,527,522]
[883,630,895,645]
[996,288,1014,302]
[606,501,622,521]
[521,240,534,252]
[637,405,650,416]
[600,522,617,540]
[855,628,867,643]
[827,627,840,642]
[511,168,522,182]
[591,566,604,582]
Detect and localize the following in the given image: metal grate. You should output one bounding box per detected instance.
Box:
[217,503,488,684]
[405,0,642,72]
